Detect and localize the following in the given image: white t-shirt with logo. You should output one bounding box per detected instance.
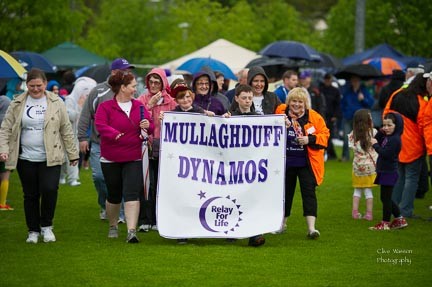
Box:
[253,95,264,115]
[20,96,47,162]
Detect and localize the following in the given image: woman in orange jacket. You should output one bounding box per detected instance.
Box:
[383,73,428,218]
[275,87,329,239]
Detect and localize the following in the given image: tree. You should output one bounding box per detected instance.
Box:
[322,0,432,58]
[0,0,91,52]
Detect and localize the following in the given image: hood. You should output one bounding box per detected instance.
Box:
[47,80,60,92]
[386,111,404,137]
[145,68,170,95]
[6,78,23,100]
[200,66,218,95]
[247,66,269,94]
[69,77,97,102]
[192,71,212,96]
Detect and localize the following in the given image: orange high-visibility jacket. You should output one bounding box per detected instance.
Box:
[276,104,329,185]
[423,99,432,155]
[384,88,427,163]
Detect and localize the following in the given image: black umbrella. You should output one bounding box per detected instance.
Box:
[245,56,299,80]
[308,52,342,71]
[79,64,111,83]
[259,40,322,62]
[335,64,383,80]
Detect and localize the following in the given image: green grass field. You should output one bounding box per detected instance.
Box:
[1,155,431,287]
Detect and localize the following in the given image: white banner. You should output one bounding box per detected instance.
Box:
[157,112,286,239]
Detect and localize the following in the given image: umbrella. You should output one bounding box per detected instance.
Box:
[245,56,299,80]
[78,64,111,83]
[335,64,383,80]
[140,106,150,200]
[309,52,342,71]
[259,40,322,62]
[362,57,405,76]
[11,51,56,73]
[0,50,27,79]
[176,57,237,80]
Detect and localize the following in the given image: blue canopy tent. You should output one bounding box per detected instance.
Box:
[342,44,406,66]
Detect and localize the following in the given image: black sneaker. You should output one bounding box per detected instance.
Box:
[177,239,188,245]
[248,235,265,247]
[126,230,139,243]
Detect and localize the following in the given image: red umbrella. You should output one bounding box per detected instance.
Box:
[363,57,405,76]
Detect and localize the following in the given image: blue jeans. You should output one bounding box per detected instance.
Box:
[392,157,422,217]
[342,119,353,160]
[90,143,108,210]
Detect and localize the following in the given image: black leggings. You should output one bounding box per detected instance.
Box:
[380,185,401,222]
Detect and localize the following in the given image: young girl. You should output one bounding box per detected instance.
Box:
[348,109,378,221]
[370,112,408,230]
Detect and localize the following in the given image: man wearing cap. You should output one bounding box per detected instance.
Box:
[77,58,134,221]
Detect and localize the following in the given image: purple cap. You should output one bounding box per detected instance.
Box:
[110,58,135,71]
[299,70,312,79]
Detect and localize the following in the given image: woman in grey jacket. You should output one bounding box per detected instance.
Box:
[0,68,79,244]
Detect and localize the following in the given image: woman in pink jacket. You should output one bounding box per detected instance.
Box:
[95,71,154,243]
[136,68,177,232]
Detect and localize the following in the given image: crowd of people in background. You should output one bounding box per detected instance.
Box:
[1,56,431,246]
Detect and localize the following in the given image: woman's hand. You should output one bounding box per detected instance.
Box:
[297,136,309,146]
[140,119,150,129]
[149,91,162,107]
[205,110,215,117]
[70,159,79,166]
[0,153,8,162]
[159,111,164,121]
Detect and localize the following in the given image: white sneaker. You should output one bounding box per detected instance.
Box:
[138,224,151,232]
[69,180,81,186]
[151,224,158,231]
[99,209,107,220]
[26,232,39,243]
[59,178,66,185]
[118,216,126,224]
[41,226,56,242]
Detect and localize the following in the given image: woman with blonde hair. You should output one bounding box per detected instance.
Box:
[276,87,329,239]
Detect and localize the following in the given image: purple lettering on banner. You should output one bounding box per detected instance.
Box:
[178,156,189,178]
[228,161,245,184]
[202,159,214,183]
[241,125,251,147]
[244,160,257,183]
[199,123,208,145]
[190,157,201,181]
[208,124,218,147]
[163,122,178,143]
[215,161,227,185]
[258,159,268,182]
[263,125,273,146]
[252,125,263,147]
[219,124,228,149]
[179,122,190,144]
[273,126,283,146]
[229,125,241,148]
[189,122,198,145]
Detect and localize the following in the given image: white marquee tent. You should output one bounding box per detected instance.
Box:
[159,38,259,75]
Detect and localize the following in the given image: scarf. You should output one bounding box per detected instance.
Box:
[288,108,305,138]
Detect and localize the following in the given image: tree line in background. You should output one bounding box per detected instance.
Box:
[1,0,430,66]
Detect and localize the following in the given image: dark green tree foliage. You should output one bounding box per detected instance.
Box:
[0,0,90,52]
[322,0,432,58]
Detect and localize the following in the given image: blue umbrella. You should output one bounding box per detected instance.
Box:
[0,50,27,79]
[259,40,322,62]
[11,51,56,73]
[176,57,237,80]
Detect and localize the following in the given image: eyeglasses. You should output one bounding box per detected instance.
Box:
[149,80,162,86]
[196,82,210,87]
